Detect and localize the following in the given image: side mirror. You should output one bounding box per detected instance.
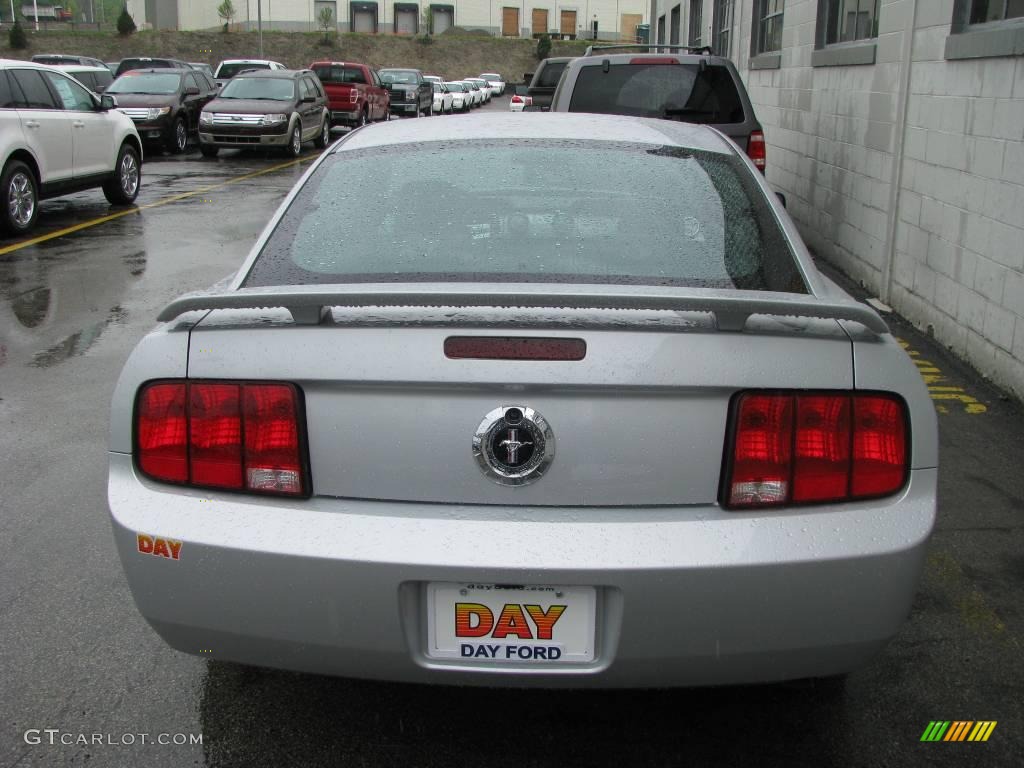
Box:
[776,192,787,209]
[184,86,200,96]
[99,93,117,111]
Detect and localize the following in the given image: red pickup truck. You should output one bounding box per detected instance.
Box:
[309,61,390,128]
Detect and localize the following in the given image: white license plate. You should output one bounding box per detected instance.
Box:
[426,582,596,663]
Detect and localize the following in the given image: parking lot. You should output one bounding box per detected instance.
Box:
[1,91,1022,768]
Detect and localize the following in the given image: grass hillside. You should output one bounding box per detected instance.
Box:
[0,29,606,82]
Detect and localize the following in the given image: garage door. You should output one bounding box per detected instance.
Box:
[352,9,376,33]
[532,8,548,36]
[502,7,519,37]
[620,13,641,42]
[560,10,576,38]
[395,8,416,34]
[432,7,453,34]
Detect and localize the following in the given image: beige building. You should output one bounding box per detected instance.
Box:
[127,0,648,39]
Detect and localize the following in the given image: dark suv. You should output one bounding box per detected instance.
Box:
[549,46,766,172]
[198,70,330,158]
[106,68,216,153]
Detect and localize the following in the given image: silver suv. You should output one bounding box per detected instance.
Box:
[550,45,767,173]
[0,60,143,235]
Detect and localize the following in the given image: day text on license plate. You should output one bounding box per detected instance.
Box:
[426,583,596,663]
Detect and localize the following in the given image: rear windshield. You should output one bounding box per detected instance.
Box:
[117,59,174,76]
[445,83,464,92]
[535,62,567,88]
[245,139,804,293]
[312,65,367,84]
[216,62,272,79]
[568,63,745,124]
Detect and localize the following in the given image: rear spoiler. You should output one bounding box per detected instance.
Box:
[157,283,889,334]
[584,44,714,56]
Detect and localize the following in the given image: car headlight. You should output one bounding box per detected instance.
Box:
[199,112,213,124]
[147,107,171,120]
[261,113,288,126]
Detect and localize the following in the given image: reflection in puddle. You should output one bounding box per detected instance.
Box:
[30,305,128,368]
[10,287,51,328]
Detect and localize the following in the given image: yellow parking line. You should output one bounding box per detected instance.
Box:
[897,338,987,415]
[0,155,311,258]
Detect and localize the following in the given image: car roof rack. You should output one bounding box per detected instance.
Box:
[157,283,889,334]
[583,44,714,56]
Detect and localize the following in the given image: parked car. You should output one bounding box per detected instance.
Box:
[524,57,573,111]
[110,113,937,688]
[188,63,216,80]
[198,69,330,158]
[550,45,767,172]
[31,53,107,69]
[213,59,287,90]
[431,81,453,115]
[309,61,390,127]
[107,68,216,154]
[508,83,532,112]
[443,81,470,112]
[105,62,120,75]
[423,75,442,84]
[378,68,433,117]
[465,78,492,102]
[54,64,114,93]
[479,72,506,95]
[0,61,142,235]
[461,80,482,108]
[115,57,194,77]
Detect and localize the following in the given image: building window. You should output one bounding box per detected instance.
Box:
[968,0,1024,23]
[657,14,665,44]
[670,5,681,45]
[821,0,880,44]
[688,0,703,47]
[713,0,734,56]
[752,0,784,54]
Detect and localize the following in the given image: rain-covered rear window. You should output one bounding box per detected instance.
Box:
[569,64,745,124]
[244,139,805,293]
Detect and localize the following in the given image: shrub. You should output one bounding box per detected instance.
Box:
[9,20,27,50]
[117,5,137,36]
[536,33,551,61]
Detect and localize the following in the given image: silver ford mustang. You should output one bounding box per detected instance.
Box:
[108,113,938,687]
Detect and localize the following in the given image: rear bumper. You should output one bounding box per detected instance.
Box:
[109,453,936,688]
[329,109,360,125]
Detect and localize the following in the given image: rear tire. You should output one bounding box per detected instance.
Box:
[200,143,219,158]
[0,160,39,235]
[102,143,141,205]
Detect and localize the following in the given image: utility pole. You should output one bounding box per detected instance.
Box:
[258,1,263,57]
[33,0,39,31]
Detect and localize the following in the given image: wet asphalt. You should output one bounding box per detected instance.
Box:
[0,97,1021,768]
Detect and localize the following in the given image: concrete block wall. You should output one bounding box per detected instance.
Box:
[727,0,1024,397]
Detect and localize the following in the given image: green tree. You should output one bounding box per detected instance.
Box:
[317,5,334,43]
[116,4,136,35]
[217,0,236,32]
[536,33,551,61]
[9,20,27,49]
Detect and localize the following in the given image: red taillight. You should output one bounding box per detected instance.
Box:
[348,89,358,102]
[137,382,188,483]
[630,57,679,65]
[725,391,907,509]
[747,130,766,173]
[511,95,523,103]
[135,381,307,497]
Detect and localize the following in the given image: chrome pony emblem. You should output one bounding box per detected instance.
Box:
[473,406,554,486]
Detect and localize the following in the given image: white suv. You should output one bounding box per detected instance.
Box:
[1,60,143,235]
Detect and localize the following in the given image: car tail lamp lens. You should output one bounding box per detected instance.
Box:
[725,392,907,509]
[747,130,766,173]
[349,90,358,102]
[511,95,523,103]
[135,381,307,497]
